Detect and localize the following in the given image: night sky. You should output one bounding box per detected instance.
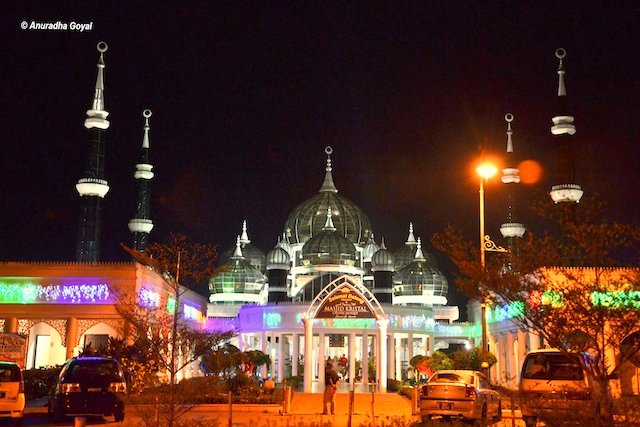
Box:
[1,3,638,307]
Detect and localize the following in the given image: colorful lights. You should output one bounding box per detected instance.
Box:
[591,291,640,309]
[487,301,524,323]
[165,297,176,314]
[183,303,204,322]
[264,312,281,328]
[0,282,112,304]
[138,288,160,308]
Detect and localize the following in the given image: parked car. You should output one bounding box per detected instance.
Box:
[48,356,126,422]
[519,349,593,427]
[420,369,501,425]
[0,361,25,423]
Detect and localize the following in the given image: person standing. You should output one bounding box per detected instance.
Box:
[322,361,339,415]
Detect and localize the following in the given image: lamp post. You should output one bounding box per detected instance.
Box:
[476,163,503,363]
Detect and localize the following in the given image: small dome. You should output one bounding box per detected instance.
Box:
[394,223,438,270]
[209,237,266,303]
[219,221,266,272]
[363,234,381,263]
[371,239,394,272]
[392,239,448,305]
[266,245,291,270]
[301,207,357,266]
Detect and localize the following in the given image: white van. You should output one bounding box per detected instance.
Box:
[519,349,594,427]
[0,361,25,422]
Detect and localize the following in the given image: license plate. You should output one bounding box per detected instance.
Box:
[87,387,102,392]
[438,402,453,410]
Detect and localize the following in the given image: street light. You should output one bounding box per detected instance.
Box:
[475,162,507,371]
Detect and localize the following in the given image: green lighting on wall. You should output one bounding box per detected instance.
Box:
[0,283,38,303]
[591,291,640,309]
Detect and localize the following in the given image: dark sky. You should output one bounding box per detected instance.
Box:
[1,3,638,306]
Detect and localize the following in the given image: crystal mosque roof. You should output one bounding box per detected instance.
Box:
[393,238,448,304]
[209,237,266,302]
[219,221,266,272]
[284,147,372,246]
[301,207,357,266]
[394,223,439,270]
[371,239,395,272]
[266,245,291,270]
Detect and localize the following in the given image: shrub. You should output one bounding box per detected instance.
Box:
[23,366,62,399]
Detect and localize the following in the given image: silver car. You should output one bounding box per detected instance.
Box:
[420,370,501,425]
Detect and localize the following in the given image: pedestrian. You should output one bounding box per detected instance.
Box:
[322,361,339,415]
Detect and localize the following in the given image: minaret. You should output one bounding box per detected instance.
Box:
[500,113,526,260]
[549,48,583,215]
[128,109,155,251]
[76,42,110,262]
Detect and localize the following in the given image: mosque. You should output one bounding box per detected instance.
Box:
[1,42,638,395]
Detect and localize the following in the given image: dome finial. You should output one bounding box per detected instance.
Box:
[405,222,417,245]
[232,235,244,259]
[323,207,336,231]
[84,41,110,130]
[319,146,338,193]
[240,220,251,244]
[414,237,426,261]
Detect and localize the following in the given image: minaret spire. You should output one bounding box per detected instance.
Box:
[500,113,525,256]
[549,48,583,206]
[128,109,155,251]
[319,146,338,193]
[76,42,111,262]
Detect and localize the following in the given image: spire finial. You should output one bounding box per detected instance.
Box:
[323,207,336,231]
[232,235,244,259]
[240,220,251,244]
[505,113,514,153]
[142,109,152,149]
[85,42,110,129]
[380,237,387,249]
[319,146,338,193]
[405,222,417,245]
[556,48,567,97]
[414,237,426,261]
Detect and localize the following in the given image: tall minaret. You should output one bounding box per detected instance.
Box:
[128,109,155,251]
[549,48,583,216]
[76,42,110,262]
[499,114,526,261]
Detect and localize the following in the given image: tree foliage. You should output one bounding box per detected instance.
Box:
[432,194,640,419]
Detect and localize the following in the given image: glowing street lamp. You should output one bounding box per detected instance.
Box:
[475,162,507,366]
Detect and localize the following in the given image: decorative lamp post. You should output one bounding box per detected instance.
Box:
[475,162,507,368]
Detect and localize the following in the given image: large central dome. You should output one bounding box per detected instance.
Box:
[284,147,372,245]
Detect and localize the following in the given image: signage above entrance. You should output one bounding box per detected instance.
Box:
[316,285,374,319]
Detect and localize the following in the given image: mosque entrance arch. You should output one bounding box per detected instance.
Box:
[301,275,389,393]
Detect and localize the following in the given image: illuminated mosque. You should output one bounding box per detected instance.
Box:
[1,43,638,395]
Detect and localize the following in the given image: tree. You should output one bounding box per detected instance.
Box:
[120,233,235,427]
[432,195,640,423]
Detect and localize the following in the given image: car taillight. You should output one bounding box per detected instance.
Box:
[465,385,477,399]
[109,382,127,393]
[61,383,81,393]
